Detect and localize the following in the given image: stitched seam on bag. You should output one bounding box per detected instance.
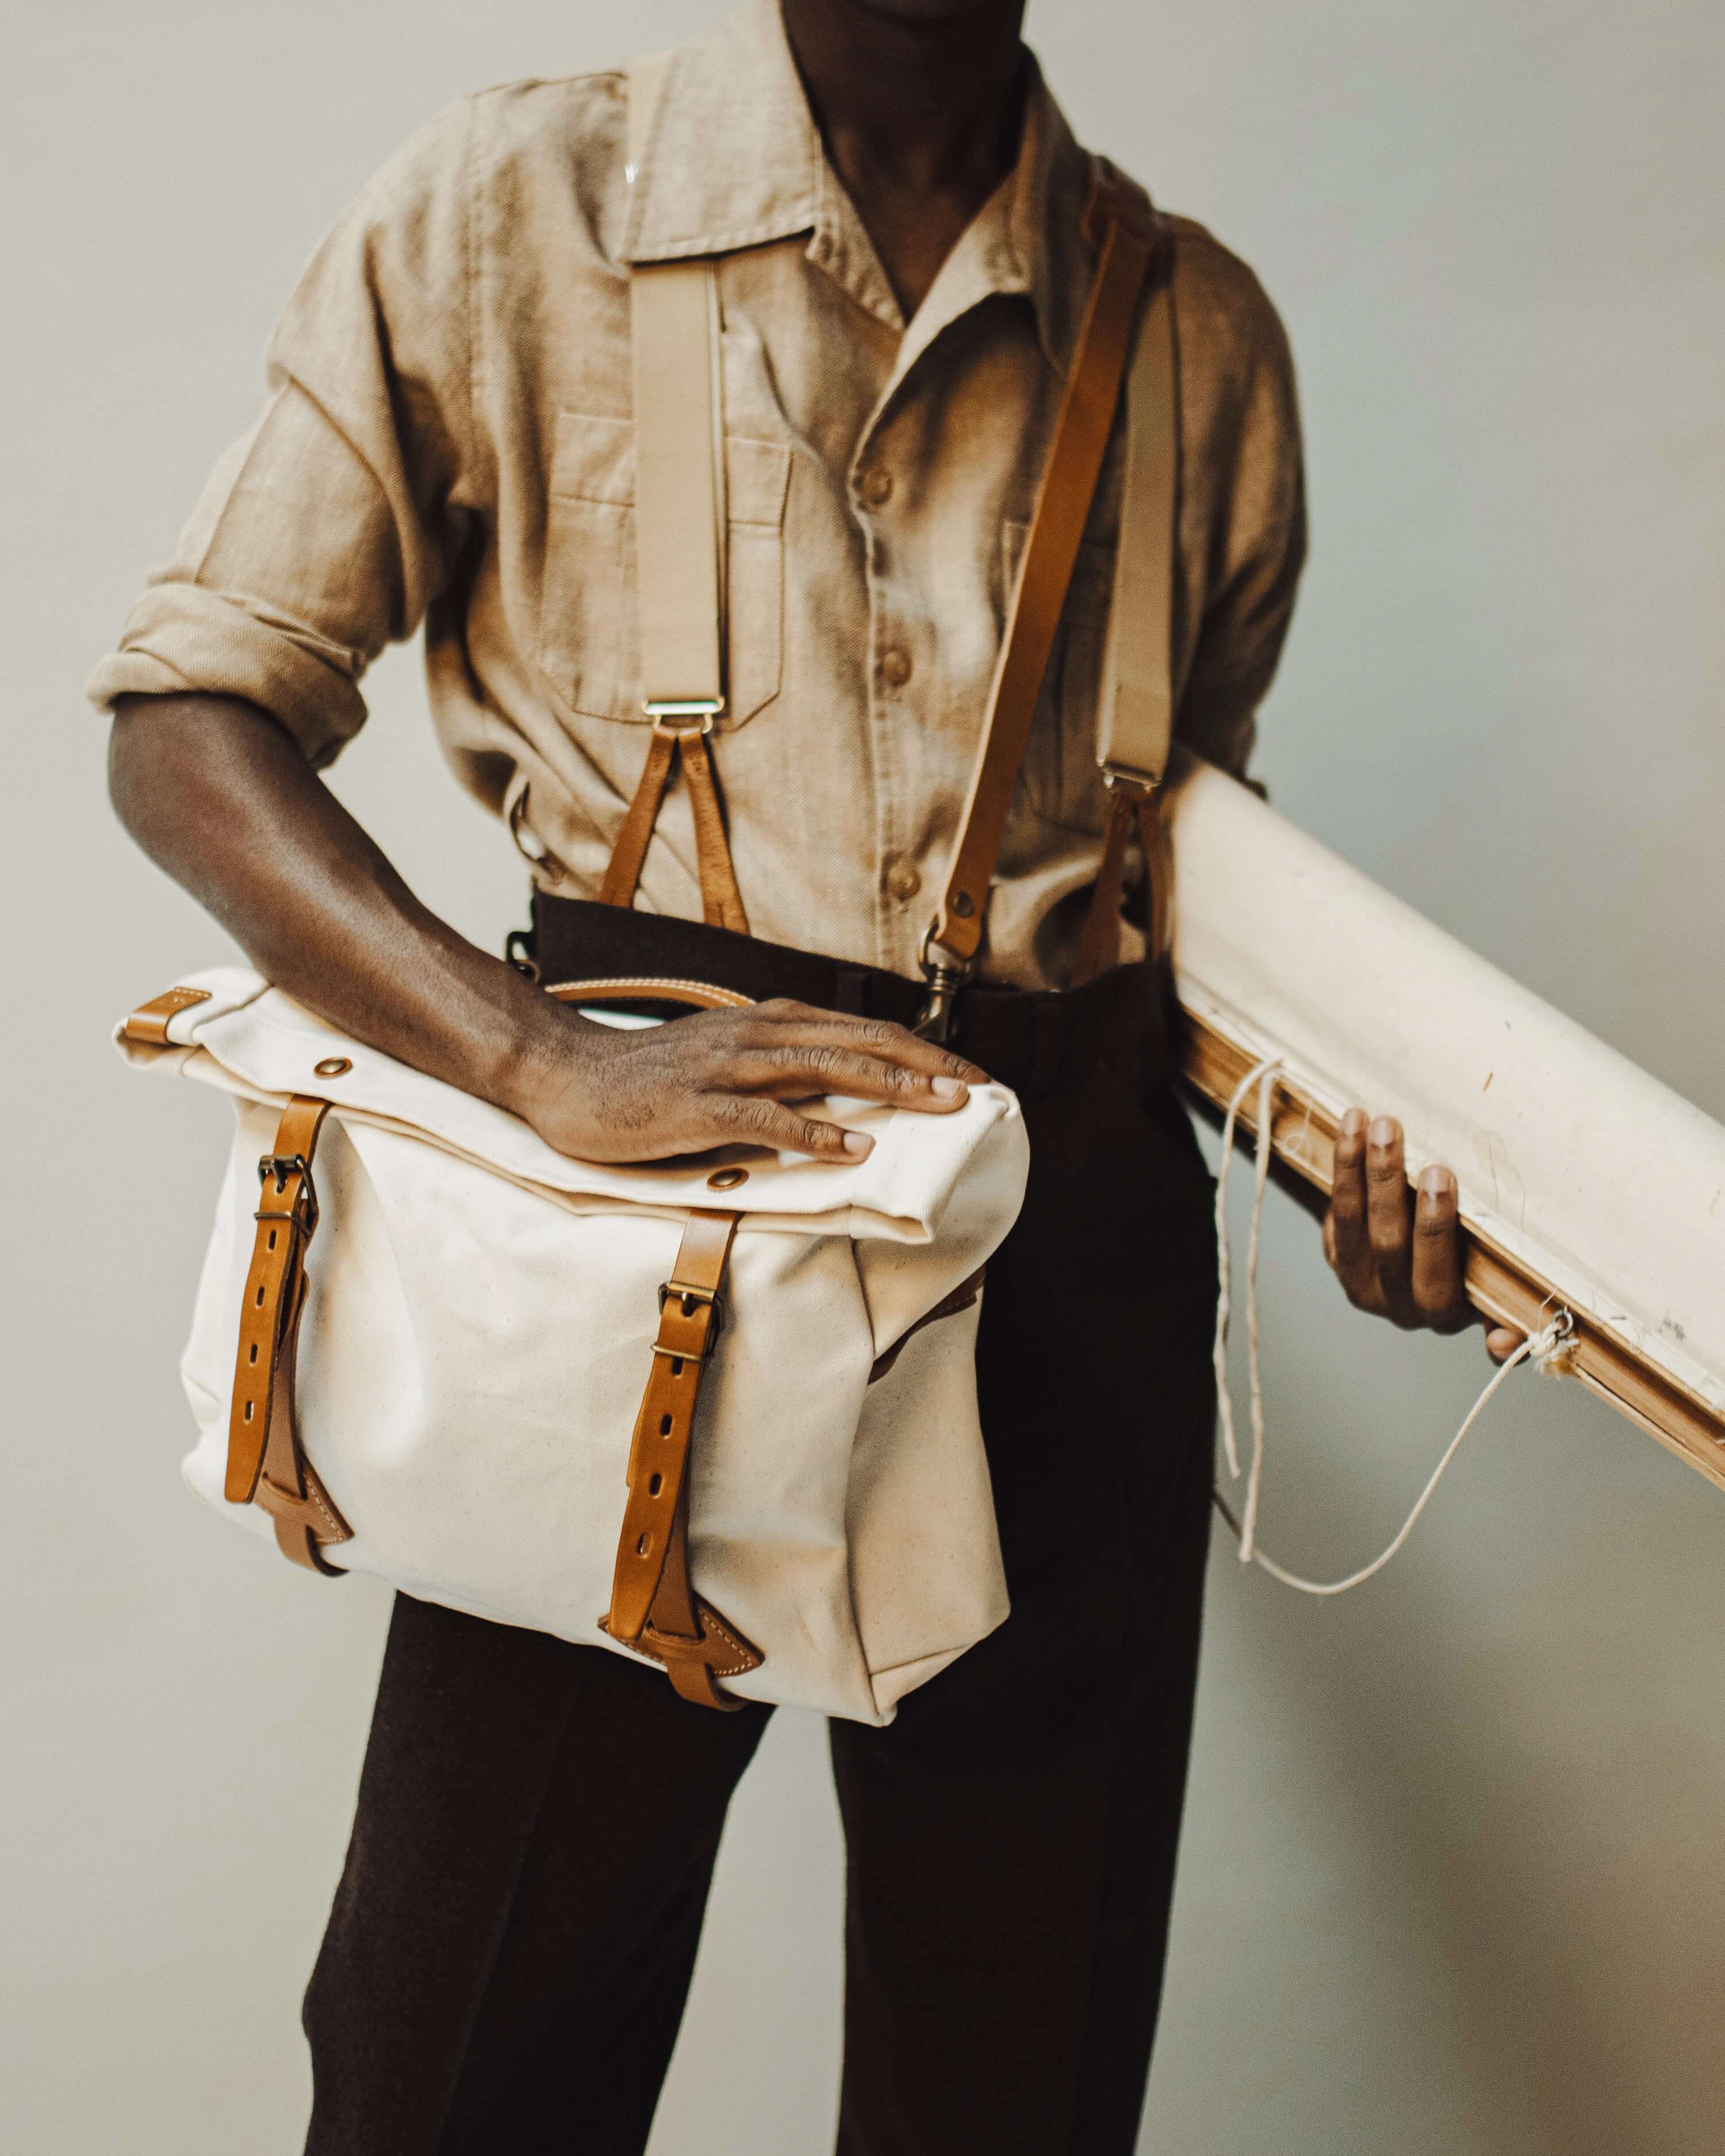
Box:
[632,1617,756,1678]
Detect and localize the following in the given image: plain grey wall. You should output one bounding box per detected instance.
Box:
[5,2,1723,2150]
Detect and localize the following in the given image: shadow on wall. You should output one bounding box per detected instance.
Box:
[1446,1729,1725,2154]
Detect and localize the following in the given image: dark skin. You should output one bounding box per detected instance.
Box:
[108,0,1518,1360]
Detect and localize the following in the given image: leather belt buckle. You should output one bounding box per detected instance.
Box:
[256,1151,319,1233]
[657,1279,725,1344]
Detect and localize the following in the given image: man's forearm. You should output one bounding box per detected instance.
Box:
[108,692,561,1110]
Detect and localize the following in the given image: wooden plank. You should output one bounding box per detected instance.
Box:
[1176,1000,1725,1496]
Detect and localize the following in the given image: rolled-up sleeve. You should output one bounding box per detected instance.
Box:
[1172,233,1307,781]
[87,98,482,766]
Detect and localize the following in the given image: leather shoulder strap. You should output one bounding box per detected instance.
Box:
[627,56,727,715]
[921,162,1167,991]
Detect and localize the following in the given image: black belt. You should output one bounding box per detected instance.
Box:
[518,895,1171,1100]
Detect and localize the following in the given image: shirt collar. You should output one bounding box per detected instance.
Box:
[622,0,1099,378]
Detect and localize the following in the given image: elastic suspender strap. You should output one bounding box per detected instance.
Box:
[923,168,1164,976]
[1096,271,1178,788]
[631,259,727,707]
[1075,205,1182,987]
[626,51,726,711]
[599,55,744,934]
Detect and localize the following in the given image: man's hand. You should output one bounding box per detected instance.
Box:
[511,999,986,1165]
[1324,1110,1523,1362]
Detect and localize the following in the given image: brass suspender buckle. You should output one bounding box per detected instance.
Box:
[1099,763,1157,797]
[644,699,724,736]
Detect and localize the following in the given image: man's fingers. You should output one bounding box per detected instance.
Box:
[1410,1164,1464,1318]
[737,1043,969,1110]
[1365,1116,1412,1300]
[709,1091,873,1161]
[1327,1108,1377,1301]
[746,1001,986,1086]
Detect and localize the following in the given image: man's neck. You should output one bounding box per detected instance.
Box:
[780,0,1029,321]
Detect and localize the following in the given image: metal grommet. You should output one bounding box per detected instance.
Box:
[707,1167,748,1191]
[314,1057,352,1079]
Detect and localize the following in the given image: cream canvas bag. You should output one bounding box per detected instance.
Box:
[118,968,1026,1725]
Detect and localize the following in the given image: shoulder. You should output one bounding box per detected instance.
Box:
[1160,213,1298,402]
[345,69,629,235]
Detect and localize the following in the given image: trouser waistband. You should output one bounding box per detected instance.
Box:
[520,895,1171,1099]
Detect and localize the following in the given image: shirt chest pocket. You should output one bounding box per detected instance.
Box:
[1003,520,1117,835]
[538,411,793,727]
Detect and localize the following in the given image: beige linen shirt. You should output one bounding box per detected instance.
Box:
[90,0,1305,991]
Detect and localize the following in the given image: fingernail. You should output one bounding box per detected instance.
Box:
[931,1076,966,1100]
[1341,1108,1366,1138]
[842,1131,873,1158]
[1368,1116,1397,1147]
[1418,1164,1454,1196]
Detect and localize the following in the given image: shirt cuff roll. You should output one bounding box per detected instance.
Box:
[85,582,370,769]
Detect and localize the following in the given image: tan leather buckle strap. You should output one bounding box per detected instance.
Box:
[227,1094,352,1575]
[601,1209,762,1709]
[1071,774,1174,988]
[598,720,750,935]
[917,166,1169,1022]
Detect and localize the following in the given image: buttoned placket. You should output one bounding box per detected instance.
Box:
[819,174,1043,973]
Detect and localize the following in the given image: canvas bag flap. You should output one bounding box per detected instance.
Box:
[118,966,1030,1354]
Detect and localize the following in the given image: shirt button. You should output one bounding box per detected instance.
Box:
[860,466,894,509]
[885,858,922,904]
[880,646,913,689]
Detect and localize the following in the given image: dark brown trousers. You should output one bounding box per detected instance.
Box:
[302,908,1220,2156]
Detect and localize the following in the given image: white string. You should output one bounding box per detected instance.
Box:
[1212,1055,1280,1482]
[1209,1057,1574,1597]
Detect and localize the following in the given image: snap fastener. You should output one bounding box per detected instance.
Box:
[314,1057,352,1079]
[707,1167,749,1191]
[880,647,912,689]
[860,466,893,508]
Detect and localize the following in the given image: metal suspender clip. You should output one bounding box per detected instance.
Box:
[914,923,975,1045]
